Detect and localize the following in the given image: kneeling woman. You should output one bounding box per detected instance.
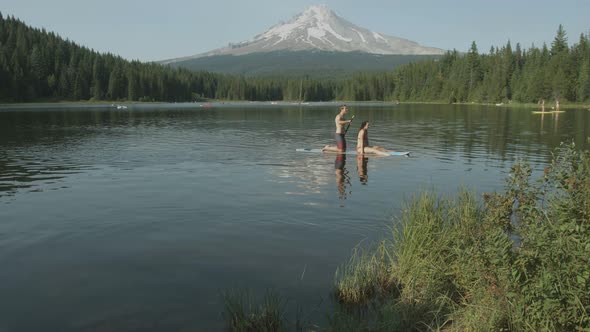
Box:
[356,121,391,155]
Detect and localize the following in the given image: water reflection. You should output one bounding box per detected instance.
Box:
[356,155,368,185]
[334,154,351,204]
[1,104,590,331]
[334,154,370,203]
[3,104,589,200]
[534,110,565,136]
[0,154,86,198]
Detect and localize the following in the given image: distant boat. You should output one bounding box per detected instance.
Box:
[200,103,213,107]
[495,103,503,106]
[116,105,128,109]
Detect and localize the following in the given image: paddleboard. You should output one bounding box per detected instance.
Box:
[532,111,565,114]
[296,148,410,156]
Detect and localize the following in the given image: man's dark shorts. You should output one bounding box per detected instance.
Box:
[335,133,346,150]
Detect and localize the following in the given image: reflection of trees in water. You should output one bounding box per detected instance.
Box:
[359,104,590,165]
[0,106,319,198]
[0,109,133,197]
[2,104,589,197]
[0,153,86,197]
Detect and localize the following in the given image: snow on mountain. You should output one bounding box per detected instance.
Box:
[163,5,444,63]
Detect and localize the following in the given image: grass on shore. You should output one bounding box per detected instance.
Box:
[332,142,590,331]
[223,142,590,331]
[222,289,287,332]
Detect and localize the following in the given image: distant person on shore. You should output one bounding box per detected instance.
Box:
[356,121,391,156]
[323,104,353,153]
[556,98,560,111]
[541,99,545,112]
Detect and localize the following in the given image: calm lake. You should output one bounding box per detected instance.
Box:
[1,102,589,331]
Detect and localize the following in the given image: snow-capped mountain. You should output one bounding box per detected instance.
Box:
[163,5,444,63]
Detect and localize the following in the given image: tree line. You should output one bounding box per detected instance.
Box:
[1,11,589,104]
[391,25,590,104]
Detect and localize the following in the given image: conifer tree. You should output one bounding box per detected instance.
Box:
[467,41,481,94]
[577,59,590,101]
[551,24,568,55]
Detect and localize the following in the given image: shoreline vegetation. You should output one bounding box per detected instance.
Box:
[1,99,589,110]
[224,142,590,331]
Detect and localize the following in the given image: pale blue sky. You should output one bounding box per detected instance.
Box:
[2,0,588,62]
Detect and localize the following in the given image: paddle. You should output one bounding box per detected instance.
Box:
[343,115,355,135]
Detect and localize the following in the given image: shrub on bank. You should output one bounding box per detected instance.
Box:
[224,143,590,331]
[334,142,590,331]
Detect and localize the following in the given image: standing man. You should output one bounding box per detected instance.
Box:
[323,104,353,152]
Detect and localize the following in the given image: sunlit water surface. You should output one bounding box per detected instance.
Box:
[1,102,589,331]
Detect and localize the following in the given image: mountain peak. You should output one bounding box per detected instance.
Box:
[301,4,335,19]
[254,4,354,48]
[163,5,444,63]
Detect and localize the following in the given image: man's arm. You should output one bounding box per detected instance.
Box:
[337,117,352,125]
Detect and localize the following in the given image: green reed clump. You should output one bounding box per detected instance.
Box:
[332,142,590,331]
[221,143,589,331]
[222,289,286,332]
[389,190,496,331]
[334,241,395,305]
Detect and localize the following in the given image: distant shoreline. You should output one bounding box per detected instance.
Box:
[1,100,589,110]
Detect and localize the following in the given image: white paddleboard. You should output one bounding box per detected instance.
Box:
[296,148,410,156]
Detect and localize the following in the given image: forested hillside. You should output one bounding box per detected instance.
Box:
[391,25,590,103]
[1,12,588,104]
[165,51,440,80]
[0,13,224,102]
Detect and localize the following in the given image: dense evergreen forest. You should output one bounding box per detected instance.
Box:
[391,25,590,104]
[1,11,589,103]
[166,50,440,80]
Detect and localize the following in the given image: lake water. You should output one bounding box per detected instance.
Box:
[1,102,589,331]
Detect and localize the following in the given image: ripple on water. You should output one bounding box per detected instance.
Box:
[0,105,588,331]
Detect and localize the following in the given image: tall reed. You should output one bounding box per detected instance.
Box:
[222,289,286,332]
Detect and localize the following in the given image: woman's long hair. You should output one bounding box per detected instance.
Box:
[358,121,368,132]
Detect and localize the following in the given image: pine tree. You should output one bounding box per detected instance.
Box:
[551,24,568,55]
[467,41,481,95]
[127,68,139,101]
[577,59,590,101]
[91,57,106,99]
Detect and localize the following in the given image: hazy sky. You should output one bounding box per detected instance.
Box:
[2,0,588,62]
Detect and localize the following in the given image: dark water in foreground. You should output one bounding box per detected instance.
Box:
[0,102,589,331]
